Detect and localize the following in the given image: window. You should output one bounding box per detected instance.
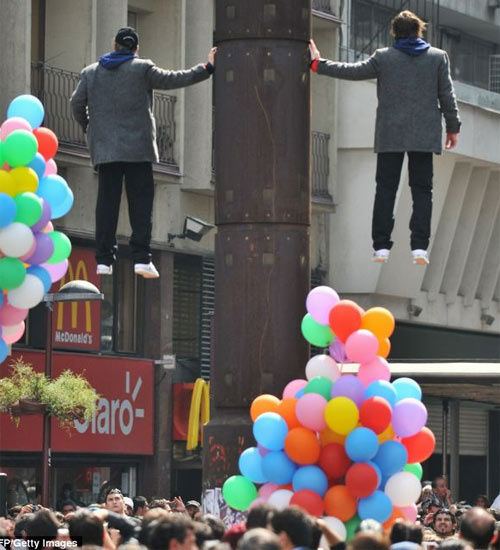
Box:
[350,0,393,56]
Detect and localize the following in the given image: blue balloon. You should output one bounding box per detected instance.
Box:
[358,490,393,523]
[366,461,382,488]
[27,153,47,180]
[345,427,379,462]
[365,380,397,409]
[36,175,73,219]
[373,440,408,477]
[293,465,329,496]
[0,292,3,309]
[253,412,288,451]
[27,265,52,294]
[0,193,17,228]
[295,388,305,398]
[0,338,8,364]
[262,451,297,485]
[392,378,422,402]
[7,95,45,129]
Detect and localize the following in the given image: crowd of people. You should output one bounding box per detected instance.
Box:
[2,477,500,550]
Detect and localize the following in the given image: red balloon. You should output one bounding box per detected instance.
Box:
[402,427,436,463]
[345,462,379,498]
[360,396,392,434]
[34,127,58,160]
[290,489,324,517]
[319,443,351,479]
[328,300,364,343]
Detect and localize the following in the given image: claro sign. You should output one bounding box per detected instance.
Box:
[0,351,153,455]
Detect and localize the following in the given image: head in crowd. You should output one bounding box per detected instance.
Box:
[25,509,59,543]
[348,532,389,550]
[138,508,171,546]
[422,503,442,526]
[460,507,496,549]
[113,27,139,54]
[68,509,104,547]
[390,10,427,40]
[246,503,275,530]
[61,500,78,515]
[200,514,226,541]
[105,488,126,515]
[432,476,448,497]
[433,509,456,537]
[438,540,474,550]
[186,500,201,520]
[149,514,197,550]
[237,528,281,550]
[223,524,247,550]
[14,513,33,538]
[133,496,149,517]
[193,521,213,548]
[270,506,312,550]
[474,495,489,509]
[150,498,172,511]
[8,506,22,519]
[123,496,134,516]
[390,521,423,544]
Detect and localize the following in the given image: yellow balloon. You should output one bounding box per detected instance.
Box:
[324,397,359,435]
[10,167,39,194]
[320,427,346,446]
[361,307,395,339]
[0,170,16,196]
[378,424,395,443]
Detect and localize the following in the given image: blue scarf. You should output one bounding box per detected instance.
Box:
[393,37,430,56]
[99,51,137,69]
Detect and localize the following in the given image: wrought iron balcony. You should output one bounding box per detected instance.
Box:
[313,0,333,14]
[312,131,333,201]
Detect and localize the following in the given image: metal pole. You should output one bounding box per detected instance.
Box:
[442,399,449,479]
[449,400,460,501]
[41,301,53,508]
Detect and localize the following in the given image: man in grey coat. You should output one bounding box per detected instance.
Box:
[71,27,216,278]
[309,10,461,265]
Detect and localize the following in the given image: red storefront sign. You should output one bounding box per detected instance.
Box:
[0,350,153,455]
[52,248,101,351]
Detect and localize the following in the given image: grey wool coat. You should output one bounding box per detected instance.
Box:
[70,58,211,166]
[316,47,461,153]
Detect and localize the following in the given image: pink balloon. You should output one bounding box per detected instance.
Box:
[41,221,54,233]
[258,483,279,500]
[0,117,32,140]
[41,259,68,283]
[249,497,267,509]
[345,329,379,364]
[282,379,307,399]
[0,302,29,326]
[43,158,58,177]
[2,321,25,344]
[401,504,418,522]
[295,393,327,432]
[357,357,391,387]
[306,286,340,325]
[258,444,270,457]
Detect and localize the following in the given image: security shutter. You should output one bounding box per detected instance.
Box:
[200,256,215,380]
[490,55,500,94]
[459,405,488,456]
[424,400,451,455]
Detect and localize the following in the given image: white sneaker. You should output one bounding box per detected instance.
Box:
[96,264,113,275]
[134,262,160,279]
[412,249,429,265]
[372,249,390,263]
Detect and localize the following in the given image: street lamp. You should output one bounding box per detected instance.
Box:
[41,280,104,507]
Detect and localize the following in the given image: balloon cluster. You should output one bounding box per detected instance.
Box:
[0,95,73,362]
[222,286,435,541]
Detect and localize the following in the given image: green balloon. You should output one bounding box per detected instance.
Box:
[222,475,257,511]
[14,192,43,226]
[344,515,361,542]
[301,313,334,347]
[0,140,4,166]
[47,231,72,264]
[404,462,423,480]
[0,257,27,290]
[3,130,38,167]
[304,376,333,400]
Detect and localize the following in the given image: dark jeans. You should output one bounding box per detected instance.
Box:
[372,152,433,251]
[95,162,154,265]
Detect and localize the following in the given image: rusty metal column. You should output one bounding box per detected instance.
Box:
[203,1,311,497]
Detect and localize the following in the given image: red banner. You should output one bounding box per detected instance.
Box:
[52,248,101,351]
[0,350,154,455]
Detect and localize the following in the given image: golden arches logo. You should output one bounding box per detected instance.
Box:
[187,378,210,451]
[56,259,92,332]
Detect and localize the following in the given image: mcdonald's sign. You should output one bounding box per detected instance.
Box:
[53,248,101,350]
[186,378,210,451]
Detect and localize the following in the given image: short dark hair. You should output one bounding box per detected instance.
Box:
[270,506,312,548]
[431,475,445,489]
[149,514,194,550]
[25,509,59,541]
[391,10,427,40]
[238,528,281,550]
[437,540,472,550]
[61,499,77,511]
[434,509,456,525]
[246,503,275,530]
[69,509,104,547]
[349,532,389,550]
[390,521,423,544]
[200,514,226,540]
[193,521,213,548]
[460,507,496,548]
[133,496,148,513]
[114,27,139,51]
[138,508,171,546]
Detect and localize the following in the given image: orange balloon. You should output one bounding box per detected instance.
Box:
[383,507,405,530]
[378,424,395,443]
[328,300,364,343]
[378,337,391,358]
[284,427,321,464]
[361,307,395,339]
[324,485,357,522]
[320,427,346,446]
[250,394,280,421]
[277,397,300,429]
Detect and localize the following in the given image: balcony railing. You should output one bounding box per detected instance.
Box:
[312,131,332,201]
[313,0,333,14]
[30,63,177,167]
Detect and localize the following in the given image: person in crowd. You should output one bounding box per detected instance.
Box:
[71,26,216,280]
[186,500,202,520]
[61,500,78,515]
[104,488,127,516]
[193,520,213,548]
[309,10,460,266]
[68,509,106,548]
[223,524,247,550]
[390,521,423,546]
[424,509,457,544]
[138,507,171,546]
[124,496,134,517]
[429,477,453,509]
[270,506,313,550]
[24,509,59,547]
[438,541,474,550]
[237,528,281,550]
[422,503,444,527]
[473,496,489,510]
[246,504,275,530]
[133,496,149,518]
[348,532,390,550]
[459,507,497,549]
[200,514,226,541]
[148,513,198,550]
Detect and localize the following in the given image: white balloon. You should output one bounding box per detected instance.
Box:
[305,355,341,382]
[7,274,45,309]
[384,471,422,507]
[1,321,25,344]
[320,517,347,545]
[0,222,35,258]
[267,489,293,510]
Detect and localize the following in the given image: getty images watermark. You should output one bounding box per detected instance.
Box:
[0,538,82,549]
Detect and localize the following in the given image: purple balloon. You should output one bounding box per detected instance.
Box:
[26,232,54,265]
[391,398,428,438]
[306,286,340,325]
[31,199,52,232]
[331,374,365,407]
[41,259,68,283]
[329,338,350,363]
